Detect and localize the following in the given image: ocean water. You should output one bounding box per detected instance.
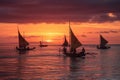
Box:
[0,43,120,80]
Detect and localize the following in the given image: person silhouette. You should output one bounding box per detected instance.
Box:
[73,48,76,54]
[81,47,86,56]
[63,47,67,53]
[82,47,85,53]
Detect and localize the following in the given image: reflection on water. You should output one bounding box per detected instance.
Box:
[0,44,120,80]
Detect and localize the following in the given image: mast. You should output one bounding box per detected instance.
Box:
[40,41,42,45]
[69,20,71,46]
[69,20,71,51]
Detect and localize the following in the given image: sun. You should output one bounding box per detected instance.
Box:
[45,39,53,42]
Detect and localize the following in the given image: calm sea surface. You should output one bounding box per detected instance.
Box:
[0,43,120,80]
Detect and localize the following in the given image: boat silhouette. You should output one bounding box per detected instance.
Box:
[62,21,86,57]
[97,35,110,49]
[16,27,35,51]
[39,41,48,47]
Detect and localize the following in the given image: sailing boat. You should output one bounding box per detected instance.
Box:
[62,35,69,47]
[39,41,48,47]
[39,35,48,47]
[16,28,35,51]
[62,22,86,57]
[97,35,110,49]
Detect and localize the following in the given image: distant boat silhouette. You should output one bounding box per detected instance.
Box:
[16,28,35,51]
[62,21,86,57]
[62,35,69,47]
[39,41,48,47]
[97,35,110,49]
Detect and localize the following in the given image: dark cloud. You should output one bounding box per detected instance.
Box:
[0,0,120,23]
[87,30,120,34]
[89,13,120,23]
[100,31,110,33]
[109,30,119,33]
[81,34,87,37]
[11,35,41,38]
[100,30,120,33]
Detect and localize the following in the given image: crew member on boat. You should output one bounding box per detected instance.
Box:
[63,47,67,53]
[81,47,86,56]
[82,47,85,53]
[73,48,76,54]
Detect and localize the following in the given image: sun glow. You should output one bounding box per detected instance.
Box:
[45,39,53,42]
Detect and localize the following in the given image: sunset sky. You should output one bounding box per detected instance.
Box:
[0,0,120,44]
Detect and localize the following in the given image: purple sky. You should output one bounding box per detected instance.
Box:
[0,0,120,23]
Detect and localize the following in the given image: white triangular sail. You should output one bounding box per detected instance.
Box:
[62,35,69,47]
[100,35,108,47]
[69,25,82,52]
[18,29,29,48]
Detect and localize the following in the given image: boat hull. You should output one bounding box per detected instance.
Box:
[63,52,86,58]
[39,45,48,47]
[97,46,110,49]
